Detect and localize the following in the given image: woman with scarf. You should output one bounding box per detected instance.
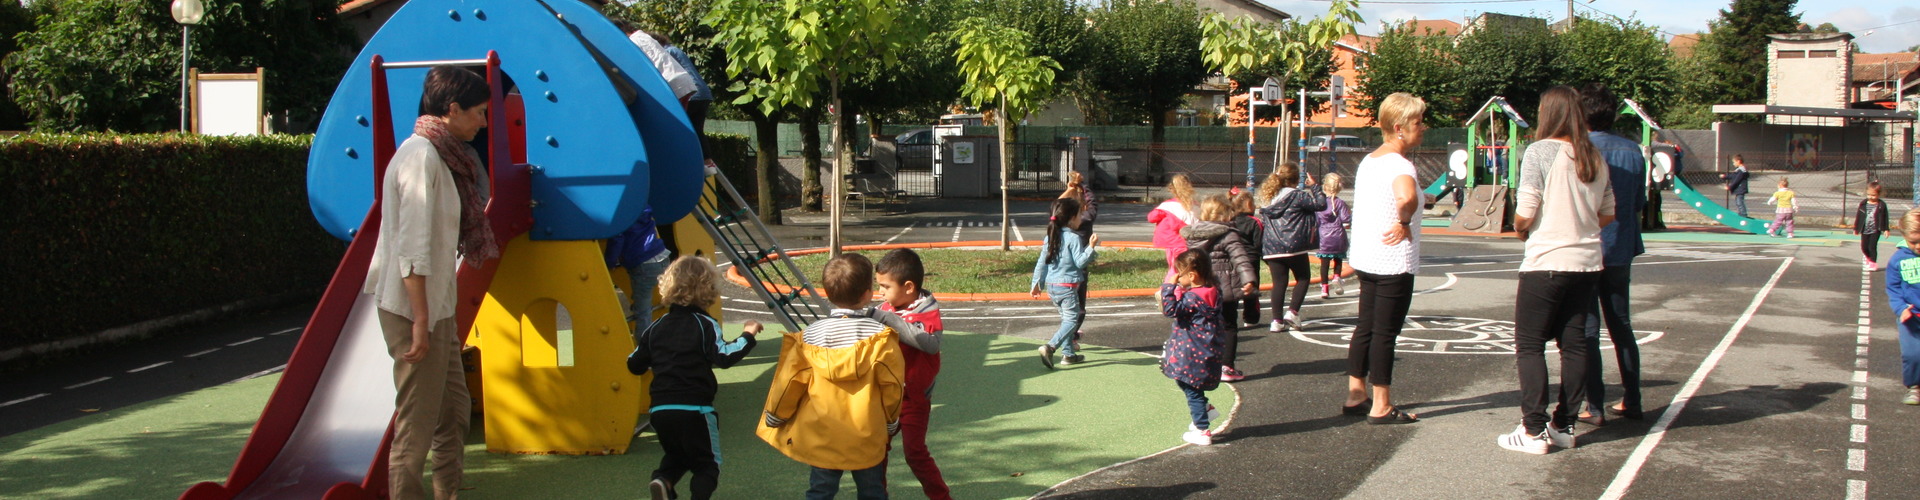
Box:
[363,65,497,500]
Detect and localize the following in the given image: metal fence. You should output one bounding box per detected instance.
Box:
[1676,151,1913,221]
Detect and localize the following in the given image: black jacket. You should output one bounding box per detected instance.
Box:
[1857,199,1890,236]
[1258,187,1326,257]
[627,305,757,407]
[1725,168,1750,195]
[1183,221,1260,301]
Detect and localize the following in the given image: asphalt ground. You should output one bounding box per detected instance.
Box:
[5,196,1917,499]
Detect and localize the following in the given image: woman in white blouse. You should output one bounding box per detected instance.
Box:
[1343,93,1431,425]
[1495,85,1614,455]
[363,66,496,500]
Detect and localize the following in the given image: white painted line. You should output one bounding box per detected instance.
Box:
[1858,326,1872,334]
[268,327,301,336]
[996,306,1066,311]
[1847,448,1866,471]
[1848,479,1867,500]
[1854,386,1868,400]
[186,348,221,358]
[1859,336,1871,345]
[0,393,48,408]
[63,377,110,390]
[1011,219,1024,242]
[1445,256,1783,275]
[1851,424,1867,443]
[951,225,962,243]
[128,361,171,373]
[226,364,287,384]
[1856,358,1869,369]
[227,337,263,347]
[1599,257,1793,500]
[882,223,916,245]
[1853,403,1867,420]
[1854,370,1869,383]
[1857,346,1869,357]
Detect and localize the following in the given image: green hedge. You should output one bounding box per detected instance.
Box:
[0,134,343,351]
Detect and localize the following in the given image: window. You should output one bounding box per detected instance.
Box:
[1777,50,1806,59]
[1808,50,1838,58]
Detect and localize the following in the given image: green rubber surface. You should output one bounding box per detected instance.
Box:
[0,329,1232,499]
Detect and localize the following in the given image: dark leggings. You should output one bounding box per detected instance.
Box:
[1219,302,1240,367]
[1348,271,1414,386]
[1319,256,1345,284]
[1865,233,1881,263]
[1241,258,1260,325]
[1266,255,1312,319]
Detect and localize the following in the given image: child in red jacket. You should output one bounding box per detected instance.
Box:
[876,249,949,499]
[1149,174,1199,283]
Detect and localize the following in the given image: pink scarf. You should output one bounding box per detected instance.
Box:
[414,115,498,266]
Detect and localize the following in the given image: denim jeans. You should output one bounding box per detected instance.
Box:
[1178,380,1211,430]
[1583,265,1640,413]
[628,252,672,334]
[1900,321,1920,387]
[806,464,887,500]
[1732,194,1748,218]
[1047,283,1084,357]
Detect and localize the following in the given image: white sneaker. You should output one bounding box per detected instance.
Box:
[1183,425,1213,446]
[1334,276,1346,295]
[649,478,672,500]
[1283,310,1300,330]
[1545,424,1576,449]
[1497,425,1550,455]
[1270,319,1283,333]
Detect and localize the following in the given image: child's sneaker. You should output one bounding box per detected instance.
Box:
[1497,425,1550,455]
[1060,353,1086,366]
[1282,310,1301,331]
[1905,387,1919,405]
[649,478,675,500]
[1182,425,1213,446]
[1867,260,1878,271]
[1270,319,1284,333]
[1335,276,1346,295]
[1320,282,1331,299]
[1220,366,1245,382]
[1037,345,1056,369]
[1545,424,1576,449]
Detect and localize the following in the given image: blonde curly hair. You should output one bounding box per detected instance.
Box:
[659,256,721,309]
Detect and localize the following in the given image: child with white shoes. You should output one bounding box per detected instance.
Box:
[1315,173,1352,299]
[1160,250,1227,445]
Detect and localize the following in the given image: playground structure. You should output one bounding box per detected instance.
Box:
[174,0,826,498]
[1436,96,1528,233]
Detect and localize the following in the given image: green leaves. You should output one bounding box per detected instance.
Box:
[707,0,923,115]
[950,17,1061,117]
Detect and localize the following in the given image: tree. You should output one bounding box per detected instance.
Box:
[1687,0,1802,118]
[1080,0,1206,178]
[1554,18,1678,133]
[1354,21,1463,126]
[951,17,1059,250]
[6,0,352,132]
[708,0,923,255]
[843,0,971,130]
[1453,18,1558,124]
[1199,0,1357,177]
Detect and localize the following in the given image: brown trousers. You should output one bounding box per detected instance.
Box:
[378,310,471,500]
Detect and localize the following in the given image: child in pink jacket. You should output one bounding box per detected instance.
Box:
[1149,174,1198,283]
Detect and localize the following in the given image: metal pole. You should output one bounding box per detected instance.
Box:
[1247,85,1256,189]
[179,25,190,132]
[1297,88,1307,168]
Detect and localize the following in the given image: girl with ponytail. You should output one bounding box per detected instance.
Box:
[1030,198,1099,368]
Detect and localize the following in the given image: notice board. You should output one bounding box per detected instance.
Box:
[192,68,266,136]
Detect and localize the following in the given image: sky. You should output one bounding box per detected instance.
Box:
[1258,0,1920,54]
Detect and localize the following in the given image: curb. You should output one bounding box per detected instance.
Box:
[0,291,315,369]
[725,240,1358,302]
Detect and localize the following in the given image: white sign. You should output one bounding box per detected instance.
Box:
[193,68,266,136]
[953,142,975,165]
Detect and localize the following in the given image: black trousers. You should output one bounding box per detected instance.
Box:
[1864,233,1881,263]
[1267,255,1312,319]
[1219,302,1240,367]
[687,99,712,159]
[1514,270,1599,434]
[1583,265,1640,413]
[1348,270,1415,386]
[652,409,721,500]
[1241,257,1261,325]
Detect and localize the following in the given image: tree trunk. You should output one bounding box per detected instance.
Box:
[828,80,849,257]
[800,104,824,211]
[1149,111,1168,183]
[751,108,782,225]
[999,95,1012,251]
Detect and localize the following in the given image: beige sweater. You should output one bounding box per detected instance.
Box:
[1515,139,1614,273]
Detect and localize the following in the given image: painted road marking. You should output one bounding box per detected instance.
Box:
[186,348,221,358]
[0,393,48,408]
[1851,264,1873,498]
[1600,257,1793,500]
[951,225,962,243]
[1852,424,1867,442]
[1848,480,1867,500]
[882,223,916,245]
[1853,371,1869,383]
[1853,404,1867,420]
[128,361,171,373]
[1292,316,1663,355]
[1847,449,1865,471]
[63,377,110,390]
[268,327,301,336]
[1854,386,1868,400]
[1011,219,1024,242]
[228,337,263,346]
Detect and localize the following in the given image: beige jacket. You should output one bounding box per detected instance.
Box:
[364,135,462,327]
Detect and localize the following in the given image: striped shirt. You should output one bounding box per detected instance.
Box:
[803,308,940,352]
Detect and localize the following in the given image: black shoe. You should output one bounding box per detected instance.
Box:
[1367,407,1418,425]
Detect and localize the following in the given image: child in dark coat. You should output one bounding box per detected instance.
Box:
[1857,181,1890,270]
[1257,162,1326,332]
[1229,191,1264,328]
[1183,195,1259,382]
[628,256,761,500]
[1162,249,1226,446]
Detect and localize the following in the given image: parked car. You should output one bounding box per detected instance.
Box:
[1303,135,1369,153]
[895,129,935,170]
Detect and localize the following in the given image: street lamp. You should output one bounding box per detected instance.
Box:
[172,0,204,132]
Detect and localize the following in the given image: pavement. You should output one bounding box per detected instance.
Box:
[4,195,1916,499]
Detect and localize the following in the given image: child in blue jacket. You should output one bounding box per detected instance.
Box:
[1885,208,1920,405]
[1161,249,1225,446]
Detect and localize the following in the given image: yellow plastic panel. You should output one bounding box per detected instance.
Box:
[474,235,642,454]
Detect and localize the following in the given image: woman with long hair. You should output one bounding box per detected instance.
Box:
[1496,86,1615,455]
[1343,93,1430,425]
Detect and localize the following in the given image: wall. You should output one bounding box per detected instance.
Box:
[1767,35,1853,126]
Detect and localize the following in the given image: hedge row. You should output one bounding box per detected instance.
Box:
[0,134,343,351]
[1,132,760,352]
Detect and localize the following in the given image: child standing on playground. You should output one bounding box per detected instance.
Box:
[1882,208,1920,405]
[1767,178,1799,238]
[1857,181,1890,271]
[1032,198,1099,368]
[606,205,671,331]
[1228,191,1264,328]
[875,249,951,500]
[759,253,936,500]
[1316,173,1352,299]
[1161,249,1226,446]
[1150,174,1198,283]
[1183,195,1259,381]
[1257,162,1326,332]
[627,256,761,500]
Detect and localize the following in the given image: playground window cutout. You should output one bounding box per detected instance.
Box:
[1291,316,1663,355]
[520,299,576,367]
